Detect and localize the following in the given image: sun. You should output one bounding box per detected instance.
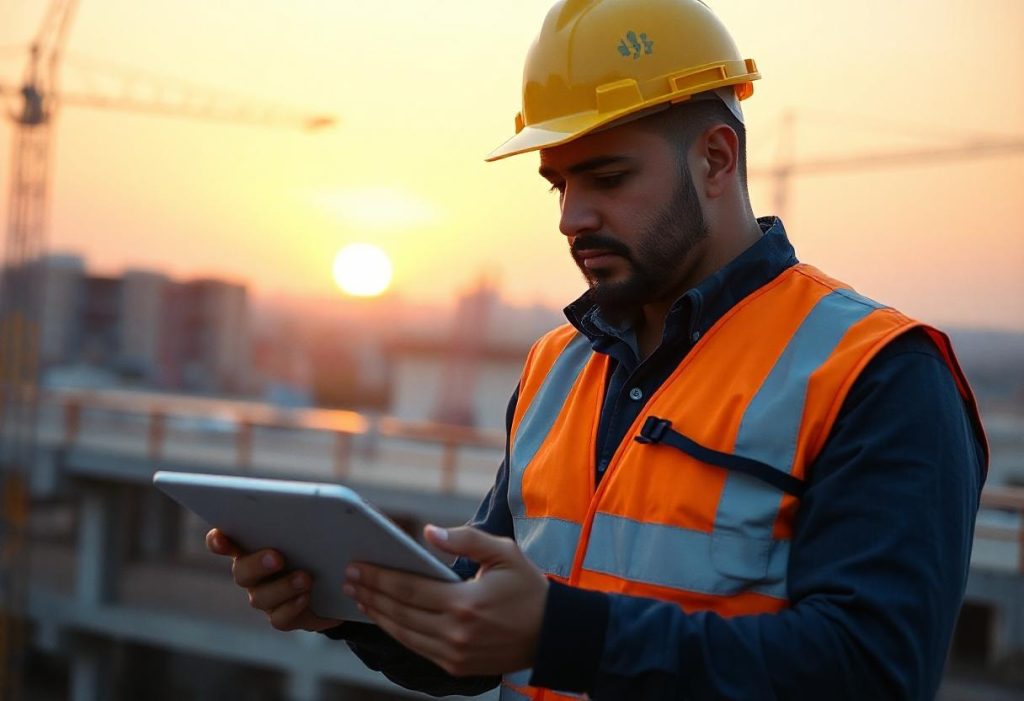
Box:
[332,243,393,297]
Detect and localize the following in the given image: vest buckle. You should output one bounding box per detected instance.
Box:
[636,416,672,444]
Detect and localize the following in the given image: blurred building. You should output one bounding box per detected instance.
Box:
[385,281,561,431]
[40,254,86,365]
[38,255,251,395]
[160,279,251,393]
[120,269,168,380]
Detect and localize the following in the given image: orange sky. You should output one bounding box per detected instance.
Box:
[1,0,1022,330]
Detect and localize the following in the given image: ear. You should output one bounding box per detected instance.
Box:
[700,124,740,198]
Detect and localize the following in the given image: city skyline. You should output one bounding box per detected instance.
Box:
[0,0,1022,331]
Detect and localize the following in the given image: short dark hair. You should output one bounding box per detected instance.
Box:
[640,98,749,188]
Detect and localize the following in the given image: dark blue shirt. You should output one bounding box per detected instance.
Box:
[332,218,986,700]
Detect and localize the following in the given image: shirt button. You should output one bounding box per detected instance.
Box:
[691,331,701,343]
[629,387,643,401]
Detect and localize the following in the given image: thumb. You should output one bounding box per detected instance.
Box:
[425,525,515,567]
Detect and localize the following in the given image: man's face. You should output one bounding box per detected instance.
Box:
[538,121,708,316]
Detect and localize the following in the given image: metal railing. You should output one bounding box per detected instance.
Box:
[976,486,1024,574]
[45,387,505,494]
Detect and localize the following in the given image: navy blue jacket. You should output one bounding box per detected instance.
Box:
[328,218,986,700]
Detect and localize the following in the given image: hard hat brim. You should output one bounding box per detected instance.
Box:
[485,105,664,162]
[485,81,757,163]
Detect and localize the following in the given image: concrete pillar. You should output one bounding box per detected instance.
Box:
[137,487,181,560]
[284,632,327,701]
[69,636,112,701]
[991,590,1024,663]
[75,483,121,605]
[71,483,124,701]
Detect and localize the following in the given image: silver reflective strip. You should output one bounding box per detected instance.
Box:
[508,333,592,520]
[515,516,581,578]
[582,512,788,598]
[505,669,532,686]
[499,685,532,701]
[718,289,881,543]
[501,669,533,701]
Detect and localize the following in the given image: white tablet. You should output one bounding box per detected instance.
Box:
[153,470,460,622]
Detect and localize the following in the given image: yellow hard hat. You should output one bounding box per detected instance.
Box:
[486,0,760,162]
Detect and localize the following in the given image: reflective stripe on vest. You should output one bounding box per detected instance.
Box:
[499,669,534,701]
[500,669,588,701]
[509,332,591,577]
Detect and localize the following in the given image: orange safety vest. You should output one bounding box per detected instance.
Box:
[499,264,985,701]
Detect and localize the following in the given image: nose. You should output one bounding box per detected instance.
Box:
[558,183,601,239]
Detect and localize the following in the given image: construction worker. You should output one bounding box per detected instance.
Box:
[209,0,987,698]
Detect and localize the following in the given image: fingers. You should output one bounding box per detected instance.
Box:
[367,607,459,673]
[248,570,310,611]
[232,549,284,587]
[424,525,516,566]
[347,578,447,637]
[346,564,452,613]
[266,592,310,631]
[205,531,342,633]
[206,528,242,557]
[264,591,344,633]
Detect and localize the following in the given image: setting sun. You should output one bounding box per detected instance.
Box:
[332,243,393,297]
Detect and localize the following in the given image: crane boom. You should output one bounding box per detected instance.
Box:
[56,90,336,130]
[750,138,1024,178]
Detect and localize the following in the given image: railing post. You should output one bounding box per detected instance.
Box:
[236,420,253,471]
[147,410,165,461]
[334,431,352,479]
[441,440,457,493]
[1018,517,1024,576]
[63,399,81,448]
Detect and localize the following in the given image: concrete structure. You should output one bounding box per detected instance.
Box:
[161,278,251,394]
[119,270,168,381]
[18,389,1024,700]
[36,257,251,396]
[40,254,86,366]
[24,389,503,700]
[387,338,528,432]
[385,284,562,431]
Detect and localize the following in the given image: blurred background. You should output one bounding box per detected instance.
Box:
[0,0,1021,699]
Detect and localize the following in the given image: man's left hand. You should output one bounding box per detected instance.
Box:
[344,525,548,677]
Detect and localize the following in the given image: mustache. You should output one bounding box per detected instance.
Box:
[570,234,631,258]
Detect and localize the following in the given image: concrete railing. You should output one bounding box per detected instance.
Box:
[976,486,1024,574]
[45,387,505,494]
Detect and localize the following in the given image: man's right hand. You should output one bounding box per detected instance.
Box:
[206,528,343,633]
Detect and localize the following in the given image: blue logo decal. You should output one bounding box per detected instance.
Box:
[618,31,654,59]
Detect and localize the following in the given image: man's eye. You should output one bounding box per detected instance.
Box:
[594,173,626,188]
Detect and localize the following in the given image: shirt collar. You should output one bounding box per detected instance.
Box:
[564,216,797,350]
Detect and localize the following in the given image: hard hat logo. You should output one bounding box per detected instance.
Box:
[618,31,654,60]
[485,0,760,162]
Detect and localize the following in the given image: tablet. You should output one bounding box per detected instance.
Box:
[153,470,460,622]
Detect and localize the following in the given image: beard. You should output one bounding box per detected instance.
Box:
[570,165,709,319]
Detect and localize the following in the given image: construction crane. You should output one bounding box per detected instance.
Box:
[0,3,335,699]
[751,110,1024,219]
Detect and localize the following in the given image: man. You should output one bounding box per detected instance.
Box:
[209,0,987,698]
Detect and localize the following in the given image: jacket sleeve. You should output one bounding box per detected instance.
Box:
[529,329,986,700]
[320,385,520,697]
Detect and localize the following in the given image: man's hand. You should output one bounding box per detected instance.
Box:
[344,525,548,677]
[206,528,342,633]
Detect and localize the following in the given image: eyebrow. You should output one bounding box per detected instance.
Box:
[538,155,634,181]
